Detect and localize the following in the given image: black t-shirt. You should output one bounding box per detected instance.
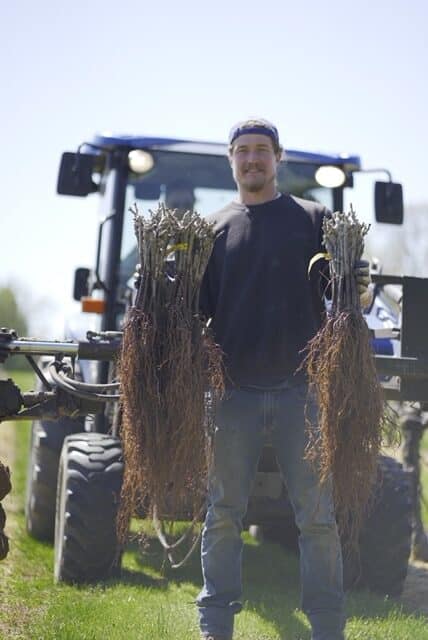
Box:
[200,194,329,388]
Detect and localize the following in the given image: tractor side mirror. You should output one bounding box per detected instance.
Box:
[57,152,99,197]
[374,181,404,224]
[73,268,90,301]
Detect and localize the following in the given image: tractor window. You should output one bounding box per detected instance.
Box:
[277,163,334,211]
[120,151,238,284]
[119,151,335,285]
[301,186,334,210]
[120,184,237,285]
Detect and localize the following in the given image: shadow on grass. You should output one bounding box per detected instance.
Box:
[115,531,428,638]
[115,534,315,639]
[345,581,428,622]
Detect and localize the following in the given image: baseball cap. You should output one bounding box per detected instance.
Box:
[228,118,280,149]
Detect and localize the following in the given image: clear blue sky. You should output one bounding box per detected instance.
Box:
[1,0,427,334]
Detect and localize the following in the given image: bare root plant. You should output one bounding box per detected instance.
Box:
[117,204,223,565]
[303,207,395,550]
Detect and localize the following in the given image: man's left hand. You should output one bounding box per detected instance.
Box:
[354,259,373,309]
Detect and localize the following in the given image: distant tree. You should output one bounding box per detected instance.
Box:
[403,203,428,277]
[363,202,428,277]
[0,286,29,370]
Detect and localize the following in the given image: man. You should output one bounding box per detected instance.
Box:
[197,118,371,640]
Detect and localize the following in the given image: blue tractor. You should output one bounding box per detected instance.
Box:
[16,133,426,592]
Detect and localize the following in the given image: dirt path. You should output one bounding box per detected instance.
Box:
[0,420,19,586]
[0,421,21,638]
[0,421,17,536]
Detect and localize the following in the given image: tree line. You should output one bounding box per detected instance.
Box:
[0,286,29,370]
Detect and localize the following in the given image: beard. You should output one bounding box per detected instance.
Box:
[240,169,275,193]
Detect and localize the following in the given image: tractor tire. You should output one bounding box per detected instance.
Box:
[260,455,411,597]
[26,416,84,541]
[344,455,412,596]
[54,433,123,584]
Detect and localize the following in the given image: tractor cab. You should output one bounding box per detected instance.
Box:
[57,133,403,336]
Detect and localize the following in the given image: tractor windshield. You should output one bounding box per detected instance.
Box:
[119,149,335,285]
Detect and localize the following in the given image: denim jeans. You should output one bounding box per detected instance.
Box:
[197,384,345,640]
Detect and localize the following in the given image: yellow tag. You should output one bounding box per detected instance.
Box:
[167,242,189,255]
[308,252,331,277]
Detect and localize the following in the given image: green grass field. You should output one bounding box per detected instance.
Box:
[0,371,427,639]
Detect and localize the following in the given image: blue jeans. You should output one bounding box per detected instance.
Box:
[197,384,345,640]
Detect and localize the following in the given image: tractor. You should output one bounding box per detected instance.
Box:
[2,132,427,594]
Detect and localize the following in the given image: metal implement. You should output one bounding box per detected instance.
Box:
[1,305,428,421]
[0,331,122,422]
[372,274,428,401]
[4,337,120,361]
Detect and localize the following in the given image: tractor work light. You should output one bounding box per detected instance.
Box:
[315,165,346,188]
[128,150,154,174]
[81,297,106,314]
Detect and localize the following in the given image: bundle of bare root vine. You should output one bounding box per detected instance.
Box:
[117,204,223,564]
[304,207,392,550]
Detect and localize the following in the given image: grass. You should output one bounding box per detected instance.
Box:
[0,371,427,639]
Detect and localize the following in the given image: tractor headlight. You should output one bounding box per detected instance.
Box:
[128,150,154,174]
[315,166,346,188]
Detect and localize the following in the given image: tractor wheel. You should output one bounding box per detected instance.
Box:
[26,416,84,541]
[344,455,412,596]
[54,433,123,584]
[260,455,411,597]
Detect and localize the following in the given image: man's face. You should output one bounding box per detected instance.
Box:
[229,133,281,194]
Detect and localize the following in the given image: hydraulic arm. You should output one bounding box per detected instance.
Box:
[0,329,121,422]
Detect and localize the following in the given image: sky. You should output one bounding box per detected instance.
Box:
[1,0,427,335]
